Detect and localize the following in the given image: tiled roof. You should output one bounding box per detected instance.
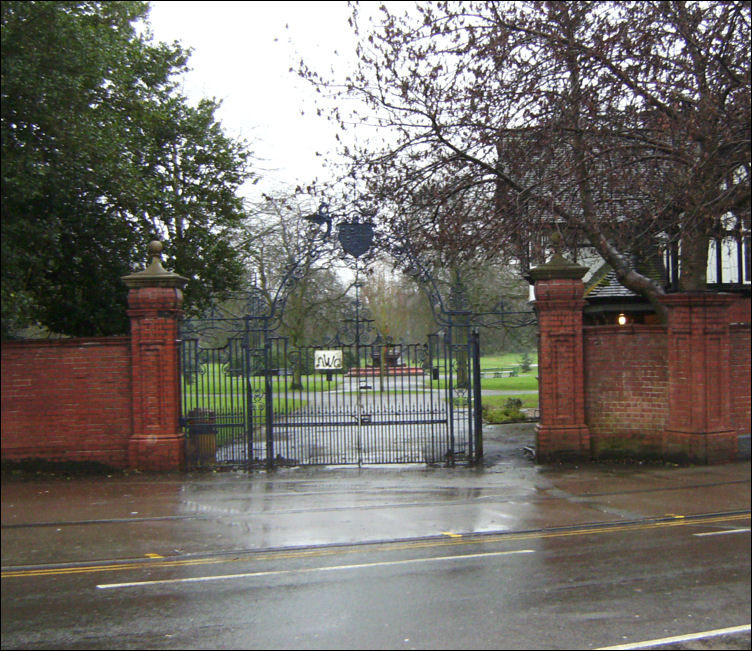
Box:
[584,255,668,299]
[585,266,640,298]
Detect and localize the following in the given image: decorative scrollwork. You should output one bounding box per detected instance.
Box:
[388,234,537,332]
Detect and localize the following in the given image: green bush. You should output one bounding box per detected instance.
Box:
[483,397,526,423]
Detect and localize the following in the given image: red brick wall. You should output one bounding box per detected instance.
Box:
[581,293,750,461]
[1,338,132,468]
[728,293,751,324]
[730,324,750,437]
[728,295,751,438]
[584,326,668,459]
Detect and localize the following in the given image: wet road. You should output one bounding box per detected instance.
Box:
[3,511,749,649]
[2,424,750,649]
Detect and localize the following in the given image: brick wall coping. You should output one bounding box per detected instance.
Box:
[1,336,129,348]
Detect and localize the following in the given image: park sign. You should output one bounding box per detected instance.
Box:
[314,349,343,371]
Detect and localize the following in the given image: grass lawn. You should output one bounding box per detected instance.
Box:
[480,375,539,391]
[478,352,538,391]
[480,352,538,368]
[432,375,539,391]
[182,366,343,395]
[482,393,539,409]
[480,392,538,424]
[432,369,539,392]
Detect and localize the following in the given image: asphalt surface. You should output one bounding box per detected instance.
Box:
[2,423,749,565]
[2,423,750,650]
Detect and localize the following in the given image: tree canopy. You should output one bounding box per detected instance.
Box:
[302,1,750,321]
[242,193,353,345]
[1,1,254,338]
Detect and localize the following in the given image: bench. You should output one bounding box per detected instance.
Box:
[480,366,519,378]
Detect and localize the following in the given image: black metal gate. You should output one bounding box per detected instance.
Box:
[176,200,532,470]
[180,324,482,469]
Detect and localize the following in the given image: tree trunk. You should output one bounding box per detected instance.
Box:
[291,364,303,392]
[678,230,710,292]
[558,20,671,325]
[581,224,670,323]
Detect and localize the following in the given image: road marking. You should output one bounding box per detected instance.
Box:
[441,531,462,538]
[595,624,751,650]
[3,512,748,580]
[96,549,535,589]
[693,527,750,537]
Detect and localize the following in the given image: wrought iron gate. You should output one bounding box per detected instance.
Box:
[179,324,482,469]
[177,199,535,470]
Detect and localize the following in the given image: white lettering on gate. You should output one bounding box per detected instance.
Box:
[314,350,343,371]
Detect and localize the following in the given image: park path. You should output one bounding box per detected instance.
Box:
[213,372,536,466]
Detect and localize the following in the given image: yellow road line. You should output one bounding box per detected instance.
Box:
[3,512,748,580]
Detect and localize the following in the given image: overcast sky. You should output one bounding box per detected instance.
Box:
[146,1,366,201]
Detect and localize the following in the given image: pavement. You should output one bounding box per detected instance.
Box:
[1,423,750,569]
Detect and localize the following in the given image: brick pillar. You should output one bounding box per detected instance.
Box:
[528,249,590,462]
[122,241,188,471]
[661,293,736,464]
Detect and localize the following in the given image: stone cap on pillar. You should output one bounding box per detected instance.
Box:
[122,241,189,289]
[526,233,588,283]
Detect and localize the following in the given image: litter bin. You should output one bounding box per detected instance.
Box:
[187,408,217,466]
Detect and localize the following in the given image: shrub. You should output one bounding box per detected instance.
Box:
[482,397,526,423]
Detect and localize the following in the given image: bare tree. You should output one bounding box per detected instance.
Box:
[301,1,750,322]
[360,259,436,342]
[243,193,352,388]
